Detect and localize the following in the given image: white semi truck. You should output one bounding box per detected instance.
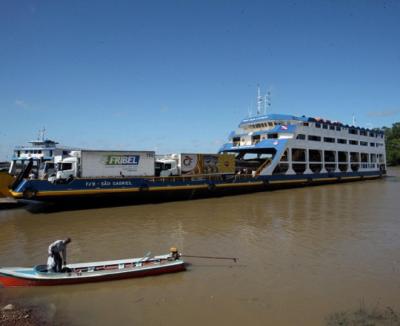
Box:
[55,150,155,180]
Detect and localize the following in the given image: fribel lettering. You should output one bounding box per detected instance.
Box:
[106,155,140,165]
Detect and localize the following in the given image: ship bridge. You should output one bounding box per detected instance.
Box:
[239,113,308,130]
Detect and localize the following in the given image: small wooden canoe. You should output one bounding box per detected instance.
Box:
[0,252,185,287]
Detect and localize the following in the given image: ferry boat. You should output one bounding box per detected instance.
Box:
[8,112,386,202]
[0,130,80,199]
[8,129,79,178]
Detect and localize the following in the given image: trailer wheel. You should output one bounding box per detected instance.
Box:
[23,188,37,199]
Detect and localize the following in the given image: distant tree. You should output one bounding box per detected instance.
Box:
[384,122,400,166]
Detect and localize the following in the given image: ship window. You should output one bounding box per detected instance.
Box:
[296,134,306,140]
[349,140,358,145]
[349,128,358,135]
[323,137,335,143]
[309,150,322,162]
[337,139,347,144]
[268,133,278,139]
[329,125,335,130]
[303,122,309,127]
[252,135,261,144]
[38,150,42,154]
[17,151,21,157]
[323,124,328,129]
[360,130,367,136]
[361,153,369,162]
[292,148,306,162]
[336,126,341,131]
[324,150,336,162]
[360,141,368,146]
[315,123,321,128]
[338,151,347,162]
[308,135,321,141]
[268,122,274,127]
[370,142,375,147]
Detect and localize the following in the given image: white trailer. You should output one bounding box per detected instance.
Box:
[56,150,155,180]
[155,153,235,176]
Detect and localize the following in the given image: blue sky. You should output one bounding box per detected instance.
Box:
[1,0,400,160]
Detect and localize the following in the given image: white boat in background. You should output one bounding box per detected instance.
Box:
[8,128,79,178]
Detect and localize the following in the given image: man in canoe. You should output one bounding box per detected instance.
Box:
[47,238,71,272]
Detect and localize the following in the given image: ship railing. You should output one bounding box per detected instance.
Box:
[146,174,227,183]
[145,173,257,184]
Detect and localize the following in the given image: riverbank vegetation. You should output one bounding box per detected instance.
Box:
[382,122,400,166]
[326,303,400,325]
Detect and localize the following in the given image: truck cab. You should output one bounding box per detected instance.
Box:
[155,159,180,177]
[56,157,79,180]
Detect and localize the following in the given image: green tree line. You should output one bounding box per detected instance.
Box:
[383,122,400,166]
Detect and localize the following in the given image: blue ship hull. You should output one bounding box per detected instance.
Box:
[11,171,384,202]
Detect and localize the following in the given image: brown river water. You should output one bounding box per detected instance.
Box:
[1,168,400,325]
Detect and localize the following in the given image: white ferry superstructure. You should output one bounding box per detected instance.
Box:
[219,113,386,178]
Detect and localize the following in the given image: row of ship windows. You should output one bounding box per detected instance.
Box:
[296,134,384,147]
[249,122,285,129]
[305,122,383,137]
[16,150,69,156]
[19,150,43,154]
[248,121,383,138]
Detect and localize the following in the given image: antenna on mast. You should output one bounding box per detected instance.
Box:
[352,114,356,126]
[38,127,46,141]
[256,85,262,115]
[264,89,271,114]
